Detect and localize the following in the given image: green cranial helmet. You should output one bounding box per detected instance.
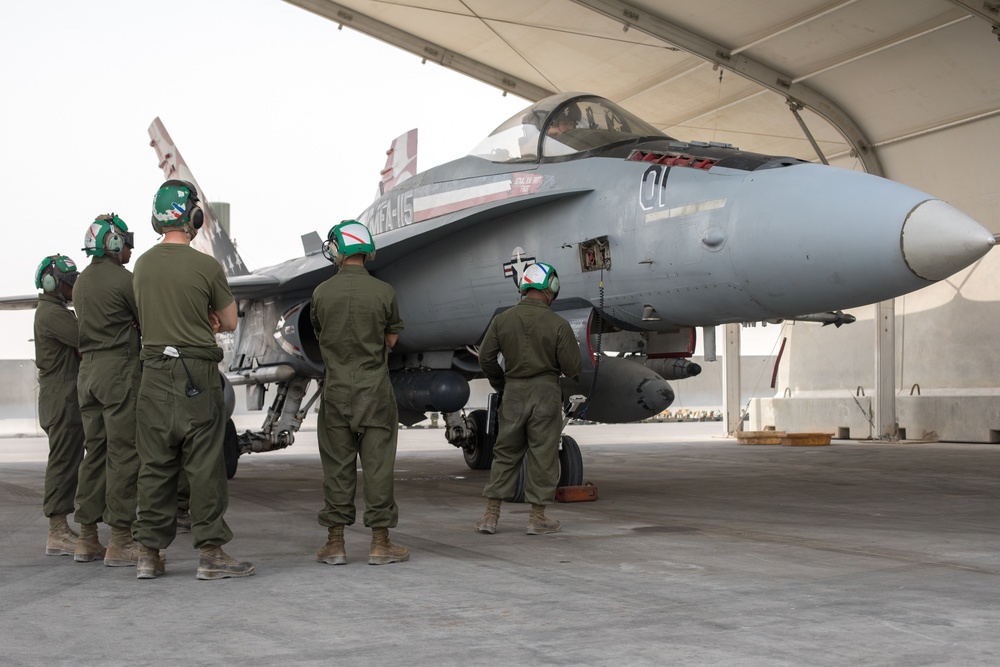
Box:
[83,214,132,257]
[151,180,204,237]
[519,262,560,300]
[323,220,376,263]
[35,254,79,292]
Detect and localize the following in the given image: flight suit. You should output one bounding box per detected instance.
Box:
[478,297,581,506]
[131,244,234,550]
[34,295,85,518]
[310,263,404,528]
[73,256,141,529]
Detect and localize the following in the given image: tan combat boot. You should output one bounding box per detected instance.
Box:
[526,504,561,535]
[104,526,142,567]
[369,528,409,565]
[196,546,255,580]
[316,525,347,565]
[45,515,78,556]
[73,523,106,562]
[475,498,502,534]
[136,545,166,579]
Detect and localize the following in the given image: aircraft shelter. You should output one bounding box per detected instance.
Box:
[286,0,1000,442]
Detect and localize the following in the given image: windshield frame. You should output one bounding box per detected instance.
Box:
[468,93,671,164]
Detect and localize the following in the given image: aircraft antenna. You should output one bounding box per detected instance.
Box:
[713,66,724,143]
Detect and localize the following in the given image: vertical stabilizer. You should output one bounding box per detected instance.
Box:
[148,118,249,276]
[379,129,418,196]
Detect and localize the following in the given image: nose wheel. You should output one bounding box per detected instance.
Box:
[462,409,494,470]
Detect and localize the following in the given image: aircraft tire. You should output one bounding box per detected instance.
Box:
[463,409,494,470]
[505,436,582,503]
[558,435,583,487]
[506,459,527,504]
[223,418,240,479]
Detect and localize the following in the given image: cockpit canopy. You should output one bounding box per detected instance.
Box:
[469,93,671,163]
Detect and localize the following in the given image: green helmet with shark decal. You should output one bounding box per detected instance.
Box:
[83,214,133,258]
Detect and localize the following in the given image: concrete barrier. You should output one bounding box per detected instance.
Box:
[0,360,42,437]
[1,354,781,437]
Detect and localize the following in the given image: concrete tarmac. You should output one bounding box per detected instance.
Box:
[2,422,998,666]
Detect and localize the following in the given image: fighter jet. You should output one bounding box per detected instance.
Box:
[67,93,1000,479]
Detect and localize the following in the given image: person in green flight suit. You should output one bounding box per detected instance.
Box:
[311,220,408,566]
[476,262,581,535]
[72,214,141,565]
[131,179,253,580]
[33,254,85,557]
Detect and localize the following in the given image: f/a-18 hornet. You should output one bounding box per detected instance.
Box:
[147,92,994,479]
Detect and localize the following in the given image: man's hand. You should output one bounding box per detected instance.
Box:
[208,309,221,334]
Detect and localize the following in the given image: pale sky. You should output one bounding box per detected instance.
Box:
[0,0,781,359]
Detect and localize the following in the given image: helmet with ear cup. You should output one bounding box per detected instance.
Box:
[35,254,79,293]
[519,262,560,302]
[322,219,376,264]
[83,214,131,257]
[151,180,204,238]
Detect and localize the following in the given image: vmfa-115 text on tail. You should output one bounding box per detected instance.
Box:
[146,92,994,479]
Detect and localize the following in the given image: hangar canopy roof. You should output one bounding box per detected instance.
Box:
[284,0,1000,180]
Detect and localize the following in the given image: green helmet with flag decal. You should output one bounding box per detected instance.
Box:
[322,219,376,264]
[519,262,560,302]
[151,179,204,238]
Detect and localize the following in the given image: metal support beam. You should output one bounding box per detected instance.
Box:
[722,324,742,436]
[945,0,1000,38]
[571,0,884,176]
[702,325,717,362]
[788,101,830,165]
[282,0,554,101]
[875,301,898,440]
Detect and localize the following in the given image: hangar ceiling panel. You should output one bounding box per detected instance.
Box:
[284,0,1000,181]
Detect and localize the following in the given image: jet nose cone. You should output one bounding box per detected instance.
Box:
[902,200,995,281]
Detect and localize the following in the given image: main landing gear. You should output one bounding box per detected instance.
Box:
[446,394,586,502]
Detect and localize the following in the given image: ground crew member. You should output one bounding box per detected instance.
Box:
[33,254,85,556]
[131,179,252,580]
[475,262,581,535]
[311,220,408,566]
[72,215,141,565]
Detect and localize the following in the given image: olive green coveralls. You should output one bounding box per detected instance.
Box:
[478,298,581,506]
[310,263,405,528]
[131,244,234,550]
[73,256,141,529]
[34,294,85,518]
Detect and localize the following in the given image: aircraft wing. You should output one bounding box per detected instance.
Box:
[227,184,594,300]
[227,274,282,301]
[0,295,39,311]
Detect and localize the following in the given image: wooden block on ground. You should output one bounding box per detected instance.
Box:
[781,433,832,446]
[736,431,786,445]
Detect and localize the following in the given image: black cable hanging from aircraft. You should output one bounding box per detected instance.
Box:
[578,266,605,420]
